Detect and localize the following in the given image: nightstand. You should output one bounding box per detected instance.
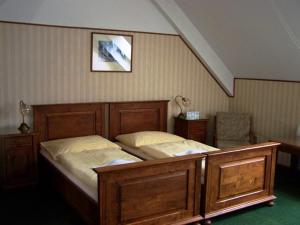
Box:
[0,129,38,189]
[174,118,208,143]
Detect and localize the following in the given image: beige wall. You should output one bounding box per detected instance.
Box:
[1,22,299,159]
[0,22,229,136]
[230,79,300,165]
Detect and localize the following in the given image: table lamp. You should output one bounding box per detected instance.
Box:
[175,95,191,119]
[18,100,32,133]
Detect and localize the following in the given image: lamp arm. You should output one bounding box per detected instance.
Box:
[178,104,183,114]
[175,95,184,116]
[19,100,24,123]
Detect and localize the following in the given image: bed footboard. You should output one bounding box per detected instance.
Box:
[94,154,205,225]
[202,142,280,221]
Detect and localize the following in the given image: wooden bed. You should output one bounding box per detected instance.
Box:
[33,102,204,225]
[109,101,280,225]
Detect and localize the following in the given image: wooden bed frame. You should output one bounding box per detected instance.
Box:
[33,102,204,225]
[109,101,280,225]
[109,100,168,141]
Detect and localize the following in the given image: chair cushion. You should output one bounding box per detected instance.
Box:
[216,112,251,141]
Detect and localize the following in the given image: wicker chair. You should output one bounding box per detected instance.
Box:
[215,112,257,148]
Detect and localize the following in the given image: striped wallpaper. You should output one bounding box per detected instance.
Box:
[0,22,229,138]
[1,22,299,165]
[230,79,300,165]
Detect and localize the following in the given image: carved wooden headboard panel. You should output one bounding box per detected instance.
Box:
[109,101,169,141]
[33,103,105,142]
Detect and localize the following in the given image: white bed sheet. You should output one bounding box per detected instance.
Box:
[116,142,207,184]
[40,147,98,202]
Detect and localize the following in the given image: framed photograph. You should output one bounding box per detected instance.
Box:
[91,32,133,72]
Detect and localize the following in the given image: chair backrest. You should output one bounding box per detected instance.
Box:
[216,112,251,141]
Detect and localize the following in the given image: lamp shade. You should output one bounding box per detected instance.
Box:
[20,100,32,116]
[175,95,191,118]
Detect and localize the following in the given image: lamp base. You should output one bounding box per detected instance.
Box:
[18,123,31,134]
[177,113,185,119]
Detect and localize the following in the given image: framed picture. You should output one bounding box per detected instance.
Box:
[91,32,133,72]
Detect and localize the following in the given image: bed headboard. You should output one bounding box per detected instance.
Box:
[33,103,105,142]
[109,100,169,141]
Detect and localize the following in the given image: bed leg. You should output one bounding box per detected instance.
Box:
[267,200,275,207]
[202,219,212,225]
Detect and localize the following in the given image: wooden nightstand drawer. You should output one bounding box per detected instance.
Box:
[189,126,206,134]
[5,147,36,185]
[174,118,208,144]
[188,121,206,128]
[5,136,32,148]
[189,133,206,143]
[0,132,38,189]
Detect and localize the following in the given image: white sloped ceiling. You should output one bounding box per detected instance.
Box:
[175,0,300,81]
[0,0,177,34]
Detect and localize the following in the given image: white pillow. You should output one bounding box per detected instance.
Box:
[41,135,120,160]
[115,131,185,147]
[105,159,136,166]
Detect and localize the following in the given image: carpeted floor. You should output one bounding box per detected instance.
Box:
[0,187,84,225]
[0,167,299,225]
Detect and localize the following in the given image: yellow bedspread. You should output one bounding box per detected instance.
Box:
[139,140,219,159]
[56,148,141,190]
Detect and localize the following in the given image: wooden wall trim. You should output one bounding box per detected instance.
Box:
[232,78,300,97]
[235,77,300,84]
[0,20,178,36]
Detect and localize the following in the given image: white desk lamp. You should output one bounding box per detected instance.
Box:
[18,100,32,133]
[175,95,191,119]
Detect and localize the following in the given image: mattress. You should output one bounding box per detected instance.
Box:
[117,142,156,160]
[41,146,141,202]
[40,148,98,201]
[117,140,219,184]
[117,140,219,160]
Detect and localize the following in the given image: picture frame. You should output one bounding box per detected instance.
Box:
[91,32,133,72]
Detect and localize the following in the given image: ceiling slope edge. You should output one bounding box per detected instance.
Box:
[152,0,234,96]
